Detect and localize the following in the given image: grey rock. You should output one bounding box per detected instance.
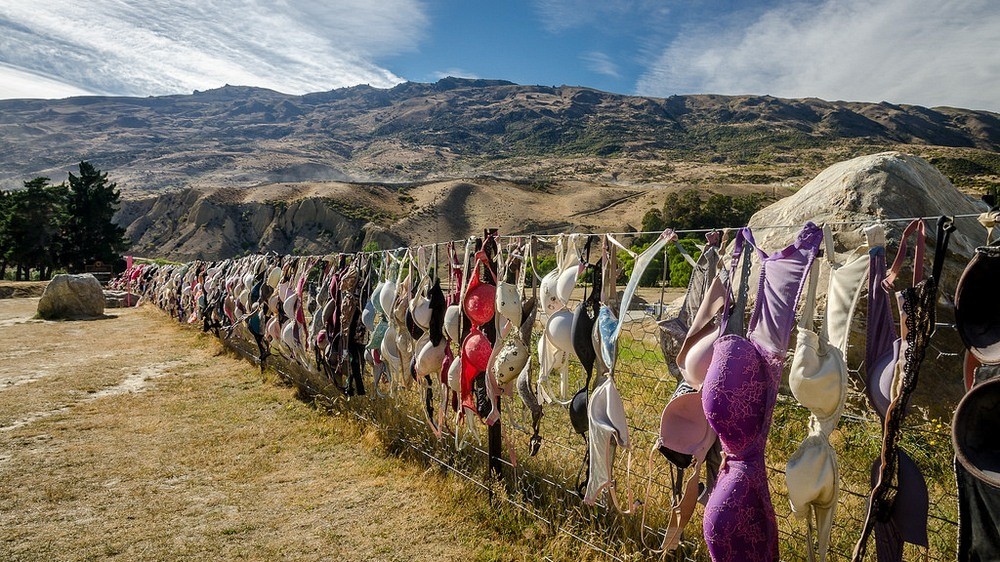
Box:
[37,274,106,319]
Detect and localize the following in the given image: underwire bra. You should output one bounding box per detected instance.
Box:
[702,223,823,562]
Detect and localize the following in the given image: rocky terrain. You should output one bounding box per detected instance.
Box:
[1,78,998,193]
[118,178,790,261]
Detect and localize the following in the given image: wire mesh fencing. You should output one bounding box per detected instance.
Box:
[138,231,965,562]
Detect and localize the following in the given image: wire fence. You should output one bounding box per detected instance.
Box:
[128,226,968,562]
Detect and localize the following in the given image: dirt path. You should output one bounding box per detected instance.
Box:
[0,299,532,562]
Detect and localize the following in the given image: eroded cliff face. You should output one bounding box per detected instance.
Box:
[117,189,401,261]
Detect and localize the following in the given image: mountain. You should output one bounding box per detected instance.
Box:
[1,78,997,192]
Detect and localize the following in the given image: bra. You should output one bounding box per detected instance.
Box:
[649,232,755,552]
[660,231,722,375]
[584,229,677,509]
[702,223,823,562]
[569,261,602,436]
[785,224,873,562]
[956,242,1000,365]
[866,219,925,417]
[855,219,956,562]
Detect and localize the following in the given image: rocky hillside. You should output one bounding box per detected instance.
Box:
[1,78,998,192]
[119,178,789,261]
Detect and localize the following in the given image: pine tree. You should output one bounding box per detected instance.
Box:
[62,162,128,272]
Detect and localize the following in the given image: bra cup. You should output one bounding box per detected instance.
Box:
[371,281,385,314]
[444,305,462,342]
[789,327,846,420]
[572,301,598,375]
[382,325,400,364]
[870,451,930,547]
[555,263,579,305]
[368,321,388,350]
[267,266,281,289]
[545,309,576,355]
[493,338,528,385]
[680,324,718,390]
[786,435,838,514]
[361,301,376,332]
[659,391,712,456]
[392,293,409,326]
[411,296,432,329]
[597,306,619,372]
[266,316,281,342]
[379,281,396,319]
[569,388,589,435]
[540,270,562,314]
[282,293,298,320]
[584,377,630,504]
[281,321,297,352]
[463,330,492,372]
[496,282,522,325]
[703,335,768,457]
[464,283,496,326]
[867,339,901,418]
[415,338,446,376]
[447,356,462,393]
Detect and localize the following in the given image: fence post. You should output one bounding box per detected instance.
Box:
[482,229,502,480]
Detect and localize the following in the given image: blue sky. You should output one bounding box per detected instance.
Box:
[1,0,998,111]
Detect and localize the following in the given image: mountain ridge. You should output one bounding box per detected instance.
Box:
[1,77,997,192]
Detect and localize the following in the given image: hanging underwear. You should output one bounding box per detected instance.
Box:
[854,217,954,562]
[702,223,823,562]
[583,229,678,509]
[953,225,1000,562]
[785,224,873,562]
[659,231,722,376]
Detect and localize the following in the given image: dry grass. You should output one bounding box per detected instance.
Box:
[0,298,567,562]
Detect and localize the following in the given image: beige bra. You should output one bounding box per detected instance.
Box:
[785,224,878,562]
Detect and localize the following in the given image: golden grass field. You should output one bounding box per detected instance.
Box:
[0,297,588,562]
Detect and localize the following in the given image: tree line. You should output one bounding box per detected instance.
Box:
[0,162,128,281]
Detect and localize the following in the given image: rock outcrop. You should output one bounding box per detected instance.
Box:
[747,151,988,417]
[37,274,105,319]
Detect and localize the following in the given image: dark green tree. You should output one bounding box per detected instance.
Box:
[0,189,11,279]
[3,178,68,280]
[61,162,128,272]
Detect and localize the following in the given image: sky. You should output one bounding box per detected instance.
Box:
[0,0,998,111]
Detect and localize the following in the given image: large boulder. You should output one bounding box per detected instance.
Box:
[747,151,988,418]
[749,151,985,262]
[37,274,106,319]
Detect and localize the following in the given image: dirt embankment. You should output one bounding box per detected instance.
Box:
[0,299,559,562]
[0,281,47,299]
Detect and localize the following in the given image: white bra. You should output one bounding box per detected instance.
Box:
[786,224,879,562]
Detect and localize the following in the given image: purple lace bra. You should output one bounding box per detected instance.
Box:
[701,223,823,562]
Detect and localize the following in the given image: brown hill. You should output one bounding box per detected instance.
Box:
[2,78,998,193]
[118,178,791,261]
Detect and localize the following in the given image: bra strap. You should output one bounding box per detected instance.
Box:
[798,256,821,332]
[885,219,926,288]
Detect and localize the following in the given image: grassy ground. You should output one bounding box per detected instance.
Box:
[0,298,575,562]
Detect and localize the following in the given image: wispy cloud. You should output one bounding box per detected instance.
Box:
[581,51,620,78]
[636,0,1000,111]
[431,68,481,80]
[0,0,429,99]
[533,0,670,34]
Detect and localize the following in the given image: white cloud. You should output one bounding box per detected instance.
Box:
[581,51,620,78]
[0,62,97,99]
[0,0,429,99]
[432,68,481,80]
[636,0,1000,111]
